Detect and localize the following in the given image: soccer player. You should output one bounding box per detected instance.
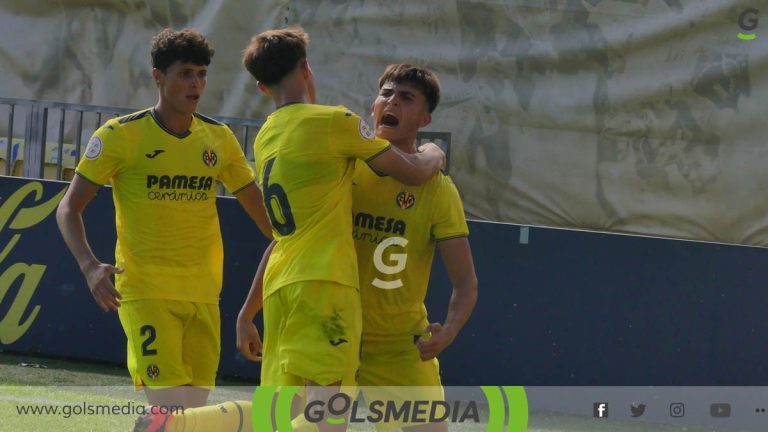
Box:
[56,28,272,414]
[353,64,478,432]
[243,27,444,430]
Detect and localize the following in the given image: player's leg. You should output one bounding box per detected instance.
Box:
[135,289,295,432]
[294,379,346,432]
[133,400,252,432]
[180,302,221,408]
[133,301,234,432]
[144,387,196,411]
[118,300,196,407]
[359,334,446,432]
[275,281,361,385]
[275,281,362,432]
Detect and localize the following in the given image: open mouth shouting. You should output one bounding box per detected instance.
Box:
[379,112,400,129]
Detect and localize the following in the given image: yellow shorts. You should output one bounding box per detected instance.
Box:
[360,334,442,387]
[117,299,220,389]
[359,335,445,430]
[261,281,361,386]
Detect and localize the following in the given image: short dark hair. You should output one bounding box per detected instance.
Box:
[242,27,309,86]
[378,64,441,113]
[151,28,214,72]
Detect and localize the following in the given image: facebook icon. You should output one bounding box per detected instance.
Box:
[594,402,609,418]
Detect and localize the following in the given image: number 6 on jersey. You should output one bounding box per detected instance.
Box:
[263,157,296,235]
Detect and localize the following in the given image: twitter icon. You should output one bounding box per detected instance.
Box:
[630,403,647,417]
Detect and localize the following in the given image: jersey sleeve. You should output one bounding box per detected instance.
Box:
[75,120,124,186]
[329,107,390,161]
[218,130,256,194]
[431,174,470,241]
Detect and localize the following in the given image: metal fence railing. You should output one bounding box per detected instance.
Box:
[1,97,451,191]
[0,97,264,186]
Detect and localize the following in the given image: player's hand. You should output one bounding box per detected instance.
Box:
[416,322,455,361]
[417,142,446,170]
[83,262,123,312]
[236,318,263,362]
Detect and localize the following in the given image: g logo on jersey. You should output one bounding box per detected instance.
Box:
[373,237,408,289]
[396,191,416,209]
[202,149,218,167]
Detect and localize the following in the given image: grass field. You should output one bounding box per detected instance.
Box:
[1,351,725,431]
[0,351,253,431]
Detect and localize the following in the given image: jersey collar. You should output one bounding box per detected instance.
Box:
[150,108,192,139]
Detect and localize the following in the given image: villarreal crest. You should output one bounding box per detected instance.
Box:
[396,191,416,209]
[202,149,218,167]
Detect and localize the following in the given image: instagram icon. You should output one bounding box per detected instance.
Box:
[670,403,685,418]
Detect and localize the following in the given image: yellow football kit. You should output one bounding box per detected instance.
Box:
[76,108,255,387]
[119,300,219,388]
[260,281,362,386]
[353,160,468,385]
[254,104,389,385]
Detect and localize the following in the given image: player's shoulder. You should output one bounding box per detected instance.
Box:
[115,108,153,127]
[193,112,235,141]
[306,104,356,119]
[430,171,460,195]
[91,110,149,143]
[193,112,227,127]
[100,109,153,139]
[334,105,362,119]
[329,105,377,141]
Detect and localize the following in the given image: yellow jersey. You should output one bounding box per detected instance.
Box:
[76,108,256,304]
[352,161,469,337]
[253,104,390,298]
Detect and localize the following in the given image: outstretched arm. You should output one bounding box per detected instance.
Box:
[367,143,445,186]
[417,237,478,361]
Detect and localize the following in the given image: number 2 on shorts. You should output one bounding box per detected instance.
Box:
[141,325,158,356]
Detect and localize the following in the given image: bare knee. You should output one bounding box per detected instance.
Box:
[305,380,349,432]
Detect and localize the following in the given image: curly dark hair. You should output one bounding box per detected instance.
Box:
[378,64,441,113]
[242,27,309,86]
[151,28,214,72]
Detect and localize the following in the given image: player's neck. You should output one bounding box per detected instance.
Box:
[270,88,312,108]
[270,75,313,108]
[153,103,193,134]
[390,134,419,154]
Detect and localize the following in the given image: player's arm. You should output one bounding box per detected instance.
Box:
[219,130,273,239]
[233,182,274,240]
[367,142,445,186]
[236,240,275,362]
[333,109,444,185]
[56,175,123,312]
[417,237,478,361]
